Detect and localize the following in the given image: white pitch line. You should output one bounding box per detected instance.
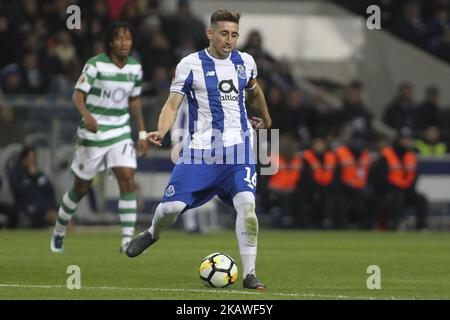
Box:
[0,283,386,300]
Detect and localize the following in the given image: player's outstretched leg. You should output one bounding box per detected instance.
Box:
[51,189,82,253]
[126,201,186,258]
[51,177,91,253]
[233,191,266,290]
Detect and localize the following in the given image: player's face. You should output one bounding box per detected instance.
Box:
[110,27,132,59]
[208,21,239,58]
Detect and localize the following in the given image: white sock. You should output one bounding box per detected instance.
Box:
[233,191,259,279]
[241,254,256,278]
[149,201,186,239]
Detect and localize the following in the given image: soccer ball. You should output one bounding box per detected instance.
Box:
[199,252,238,288]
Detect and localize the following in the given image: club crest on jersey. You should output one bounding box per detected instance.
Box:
[165,185,175,197]
[127,73,134,81]
[236,65,246,79]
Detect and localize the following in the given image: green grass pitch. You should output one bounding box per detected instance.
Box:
[0,228,449,300]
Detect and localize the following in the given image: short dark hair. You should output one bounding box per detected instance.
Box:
[210,9,241,26]
[103,22,135,57]
[19,146,36,161]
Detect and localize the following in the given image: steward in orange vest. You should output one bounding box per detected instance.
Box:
[267,153,302,193]
[298,136,338,229]
[372,131,428,230]
[302,149,337,187]
[334,142,375,230]
[335,145,372,189]
[265,133,309,228]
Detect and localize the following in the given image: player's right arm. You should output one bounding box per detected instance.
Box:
[74,59,99,133]
[147,92,184,146]
[147,57,192,146]
[73,89,98,133]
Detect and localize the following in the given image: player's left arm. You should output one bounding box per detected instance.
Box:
[129,96,148,157]
[245,78,272,129]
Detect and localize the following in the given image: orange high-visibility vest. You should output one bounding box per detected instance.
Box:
[335,145,372,189]
[381,146,417,189]
[268,154,302,192]
[302,150,337,186]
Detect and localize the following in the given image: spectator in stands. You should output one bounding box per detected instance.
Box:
[0,64,24,94]
[265,85,285,131]
[415,126,448,156]
[7,146,58,228]
[430,28,450,61]
[20,51,47,94]
[270,60,298,93]
[371,129,428,230]
[415,85,442,131]
[0,92,25,146]
[171,0,207,50]
[0,15,20,69]
[121,0,141,32]
[282,88,310,141]
[339,81,373,142]
[427,7,450,39]
[145,66,171,97]
[241,30,275,63]
[394,1,429,47]
[383,81,417,133]
[305,86,339,137]
[141,31,175,82]
[52,31,81,82]
[0,176,19,228]
[334,135,376,229]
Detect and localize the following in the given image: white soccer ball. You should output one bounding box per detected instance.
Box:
[199,252,238,288]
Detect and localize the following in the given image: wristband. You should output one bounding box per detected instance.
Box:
[139,131,147,140]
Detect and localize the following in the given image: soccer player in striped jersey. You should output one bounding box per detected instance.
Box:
[126,10,272,290]
[50,22,148,253]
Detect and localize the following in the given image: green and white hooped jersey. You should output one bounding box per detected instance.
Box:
[74,53,142,147]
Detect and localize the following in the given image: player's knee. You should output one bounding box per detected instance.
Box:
[233,192,256,214]
[118,175,135,192]
[72,185,89,199]
[161,201,186,216]
[233,192,258,222]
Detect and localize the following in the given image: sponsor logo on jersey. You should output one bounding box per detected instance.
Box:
[217,79,239,102]
[101,88,131,103]
[206,71,216,77]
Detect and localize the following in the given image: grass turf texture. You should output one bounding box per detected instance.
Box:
[0,228,449,300]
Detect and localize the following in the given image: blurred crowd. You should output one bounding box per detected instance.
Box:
[0,0,208,96]
[334,0,450,62]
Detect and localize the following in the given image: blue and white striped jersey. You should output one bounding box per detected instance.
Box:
[170,49,258,149]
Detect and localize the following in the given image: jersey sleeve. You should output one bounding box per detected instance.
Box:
[130,66,143,97]
[248,54,258,80]
[170,58,193,96]
[74,60,98,93]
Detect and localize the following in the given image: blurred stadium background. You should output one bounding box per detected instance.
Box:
[1,0,450,232]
